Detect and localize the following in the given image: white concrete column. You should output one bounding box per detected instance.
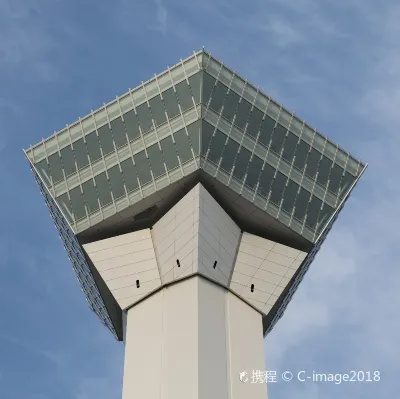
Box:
[122,276,268,399]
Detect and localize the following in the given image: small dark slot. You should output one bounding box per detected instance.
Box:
[176,259,180,267]
[251,284,254,292]
[213,261,217,269]
[136,280,140,288]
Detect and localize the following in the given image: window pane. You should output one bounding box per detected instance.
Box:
[174,129,193,163]
[305,195,322,230]
[123,110,141,142]
[282,133,298,163]
[202,72,215,105]
[209,81,227,114]
[134,151,152,185]
[36,159,51,186]
[270,124,286,155]
[207,130,226,165]
[220,138,239,174]
[70,186,86,220]
[201,121,214,155]
[82,179,99,214]
[175,80,194,112]
[232,147,251,181]
[258,116,275,147]
[110,117,128,149]
[187,121,200,156]
[160,136,179,170]
[305,148,321,179]
[120,157,139,192]
[162,88,180,119]
[147,144,165,178]
[55,193,73,224]
[107,165,126,200]
[60,145,76,177]
[73,139,89,170]
[293,187,310,222]
[149,95,167,127]
[339,171,355,198]
[188,72,201,104]
[97,125,115,156]
[85,132,102,162]
[95,172,112,206]
[48,153,64,183]
[222,90,240,122]
[317,203,334,233]
[234,99,252,131]
[316,156,332,187]
[294,140,309,171]
[328,164,343,194]
[135,103,153,134]
[246,107,263,140]
[245,155,263,190]
[282,179,299,215]
[257,163,275,198]
[269,171,287,206]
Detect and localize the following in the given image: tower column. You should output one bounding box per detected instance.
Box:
[122,276,268,399]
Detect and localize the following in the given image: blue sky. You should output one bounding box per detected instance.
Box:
[0,0,398,398]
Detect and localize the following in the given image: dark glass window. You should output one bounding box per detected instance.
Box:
[339,171,355,197]
[222,90,240,122]
[135,103,153,134]
[219,138,239,174]
[69,186,86,220]
[202,72,216,105]
[234,99,252,131]
[48,153,64,183]
[282,179,299,215]
[123,110,141,142]
[245,155,263,190]
[85,132,102,162]
[73,139,89,170]
[258,116,276,147]
[328,164,343,194]
[82,179,99,214]
[97,125,115,156]
[174,129,193,163]
[134,151,152,185]
[294,140,310,171]
[149,95,167,127]
[209,81,227,114]
[162,88,180,119]
[305,148,321,179]
[160,136,179,170]
[147,144,165,178]
[246,107,263,140]
[175,80,194,112]
[187,121,200,156]
[293,188,310,222]
[316,156,333,187]
[201,121,214,155]
[188,73,201,104]
[269,171,287,206]
[282,133,298,163]
[60,145,76,177]
[120,157,139,192]
[36,159,51,186]
[108,165,126,200]
[257,164,275,198]
[207,130,226,165]
[270,124,287,155]
[56,193,73,223]
[317,203,334,233]
[110,117,128,149]
[305,195,322,230]
[95,172,112,206]
[232,147,251,181]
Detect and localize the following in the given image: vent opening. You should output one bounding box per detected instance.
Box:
[176,259,180,267]
[213,261,217,269]
[136,280,140,288]
[251,284,254,292]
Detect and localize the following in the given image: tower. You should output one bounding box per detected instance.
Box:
[24,50,366,398]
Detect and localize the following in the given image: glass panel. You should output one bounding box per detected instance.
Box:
[305,195,322,230]
[270,124,287,155]
[148,95,167,127]
[201,121,214,155]
[317,203,334,233]
[110,117,128,149]
[294,140,310,172]
[108,165,126,200]
[209,81,227,114]
[55,193,73,224]
[232,146,251,181]
[202,72,216,105]
[269,171,287,206]
[60,145,76,177]
[135,103,153,134]
[293,187,310,222]
[316,156,332,187]
[245,155,263,190]
[134,151,152,185]
[246,107,263,140]
[187,121,200,156]
[162,88,180,119]
[282,179,299,215]
[82,179,99,214]
[220,138,239,174]
[175,80,193,112]
[123,110,141,142]
[234,99,252,131]
[328,164,343,194]
[222,89,240,122]
[305,148,321,179]
[257,163,275,198]
[48,153,64,183]
[258,116,276,147]
[282,132,298,163]
[160,136,179,170]
[70,186,86,220]
[339,171,355,197]
[36,159,51,186]
[73,138,89,170]
[97,125,115,156]
[120,157,139,192]
[174,129,193,164]
[85,132,102,162]
[147,144,166,178]
[188,72,201,104]
[95,172,112,206]
[207,130,226,165]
